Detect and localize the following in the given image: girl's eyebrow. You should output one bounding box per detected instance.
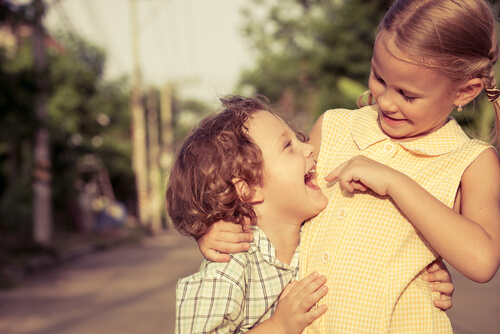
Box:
[371,61,421,97]
[371,61,382,79]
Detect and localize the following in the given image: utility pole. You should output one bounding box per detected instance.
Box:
[159,83,174,227]
[32,0,52,246]
[160,83,174,170]
[129,0,150,229]
[146,88,162,233]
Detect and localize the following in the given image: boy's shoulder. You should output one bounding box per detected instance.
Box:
[177,227,280,288]
[177,249,256,294]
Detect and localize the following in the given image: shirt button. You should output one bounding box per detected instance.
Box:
[338,209,347,220]
[322,252,330,264]
[384,142,394,153]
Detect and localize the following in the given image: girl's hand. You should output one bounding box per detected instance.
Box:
[326,155,403,196]
[196,220,253,262]
[268,272,328,334]
[426,259,455,311]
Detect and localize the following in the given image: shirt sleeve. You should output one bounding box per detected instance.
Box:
[175,272,245,334]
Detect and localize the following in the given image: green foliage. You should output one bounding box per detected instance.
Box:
[238,0,393,126]
[237,0,498,139]
[0,28,133,242]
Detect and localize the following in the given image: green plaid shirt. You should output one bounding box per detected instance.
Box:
[175,226,300,333]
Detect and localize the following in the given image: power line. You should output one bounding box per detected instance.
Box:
[48,0,78,35]
[81,0,127,72]
[182,0,200,77]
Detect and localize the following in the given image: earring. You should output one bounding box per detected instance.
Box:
[457,104,463,112]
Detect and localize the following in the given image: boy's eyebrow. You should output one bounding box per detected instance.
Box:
[276,130,291,147]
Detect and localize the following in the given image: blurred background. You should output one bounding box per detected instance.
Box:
[0,0,499,333]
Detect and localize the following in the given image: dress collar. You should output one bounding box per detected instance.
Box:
[350,106,470,156]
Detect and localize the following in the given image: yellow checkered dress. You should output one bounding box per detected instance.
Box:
[301,106,491,333]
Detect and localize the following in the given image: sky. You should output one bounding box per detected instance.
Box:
[43,0,253,105]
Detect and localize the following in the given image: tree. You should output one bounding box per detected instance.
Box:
[0,19,133,248]
[238,0,392,126]
[237,0,499,138]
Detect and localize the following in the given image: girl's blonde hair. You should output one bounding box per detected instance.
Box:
[361,0,500,149]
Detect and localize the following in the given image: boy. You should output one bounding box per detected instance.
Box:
[166,95,329,333]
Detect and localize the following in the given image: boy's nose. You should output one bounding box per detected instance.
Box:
[303,143,314,158]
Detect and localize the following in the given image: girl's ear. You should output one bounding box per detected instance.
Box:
[232,178,264,203]
[453,78,485,107]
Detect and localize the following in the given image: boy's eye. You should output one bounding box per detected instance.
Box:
[284,140,293,149]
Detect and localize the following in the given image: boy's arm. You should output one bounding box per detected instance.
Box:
[176,271,244,333]
[328,153,500,283]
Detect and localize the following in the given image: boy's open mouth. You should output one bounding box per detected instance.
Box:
[304,168,319,188]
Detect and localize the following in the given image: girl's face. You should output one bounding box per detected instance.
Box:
[368,31,458,141]
[247,110,328,224]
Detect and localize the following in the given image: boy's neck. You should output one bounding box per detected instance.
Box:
[256,218,301,265]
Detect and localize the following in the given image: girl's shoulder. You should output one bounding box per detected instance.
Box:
[322,105,377,121]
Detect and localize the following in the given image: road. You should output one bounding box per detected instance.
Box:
[0,231,498,334]
[0,232,202,334]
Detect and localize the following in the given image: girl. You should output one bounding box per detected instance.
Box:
[199,0,500,332]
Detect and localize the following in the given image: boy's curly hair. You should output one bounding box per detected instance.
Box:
[165,95,269,238]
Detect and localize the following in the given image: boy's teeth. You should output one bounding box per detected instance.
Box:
[305,169,316,182]
[305,168,316,177]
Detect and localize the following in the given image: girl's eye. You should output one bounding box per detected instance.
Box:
[375,75,385,84]
[296,133,307,143]
[371,70,385,85]
[400,90,416,102]
[284,140,293,150]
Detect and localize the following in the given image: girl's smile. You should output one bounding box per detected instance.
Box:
[368,31,459,141]
[379,109,408,126]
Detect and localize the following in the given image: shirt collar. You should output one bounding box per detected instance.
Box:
[350,106,470,156]
[248,226,300,270]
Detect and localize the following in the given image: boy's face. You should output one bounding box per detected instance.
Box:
[247,110,328,224]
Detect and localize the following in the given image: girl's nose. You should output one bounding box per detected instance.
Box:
[377,90,398,112]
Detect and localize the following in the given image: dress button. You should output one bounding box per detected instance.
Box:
[322,252,330,264]
[384,142,394,153]
[338,209,347,220]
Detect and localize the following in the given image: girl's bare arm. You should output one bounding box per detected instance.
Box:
[329,150,500,282]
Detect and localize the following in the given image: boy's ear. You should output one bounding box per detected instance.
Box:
[232,178,264,203]
[453,78,485,107]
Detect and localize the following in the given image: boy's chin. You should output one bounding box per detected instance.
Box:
[305,197,329,222]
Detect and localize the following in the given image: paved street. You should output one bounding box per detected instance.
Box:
[0,232,202,334]
[0,231,498,334]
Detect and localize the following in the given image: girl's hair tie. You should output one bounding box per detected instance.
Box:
[485,87,500,103]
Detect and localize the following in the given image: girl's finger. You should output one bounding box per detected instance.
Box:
[427,260,445,273]
[203,249,231,262]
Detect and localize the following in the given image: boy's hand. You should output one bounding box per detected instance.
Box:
[426,259,455,311]
[326,155,401,195]
[196,220,253,262]
[268,272,328,334]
